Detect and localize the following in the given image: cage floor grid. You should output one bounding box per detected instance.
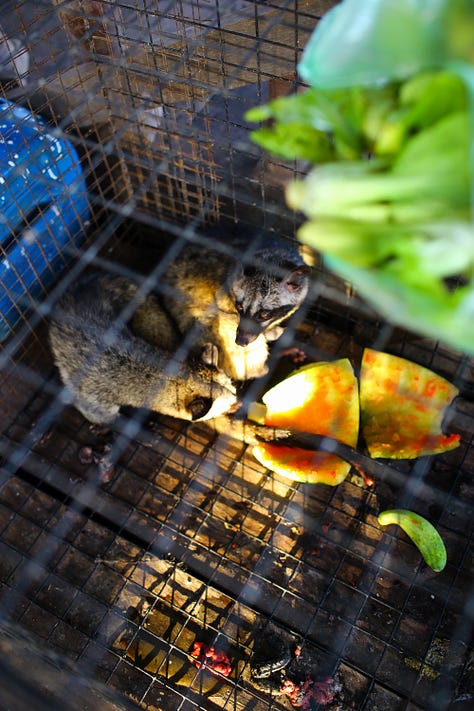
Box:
[1,318,473,711]
[1,1,473,708]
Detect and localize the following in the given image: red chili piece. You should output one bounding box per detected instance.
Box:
[190,641,232,677]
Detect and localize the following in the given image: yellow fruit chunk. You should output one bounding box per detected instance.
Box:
[253,359,359,484]
[360,349,460,459]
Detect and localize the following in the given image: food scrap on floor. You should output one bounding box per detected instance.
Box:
[190,641,232,677]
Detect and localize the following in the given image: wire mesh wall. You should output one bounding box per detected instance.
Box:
[0,2,473,710]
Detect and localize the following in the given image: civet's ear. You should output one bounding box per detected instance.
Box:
[227,257,244,295]
[285,265,311,291]
[201,343,219,368]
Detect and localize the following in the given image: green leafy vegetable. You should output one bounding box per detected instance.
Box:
[250,121,333,163]
[246,85,402,162]
[285,104,474,352]
[245,0,474,354]
[287,111,471,220]
[324,256,474,355]
[399,71,468,131]
[297,0,463,88]
[378,509,447,572]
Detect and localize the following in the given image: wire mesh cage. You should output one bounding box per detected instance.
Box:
[0,2,473,710]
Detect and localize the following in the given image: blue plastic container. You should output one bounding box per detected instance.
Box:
[0,99,90,341]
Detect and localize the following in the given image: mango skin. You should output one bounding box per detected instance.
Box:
[360,348,460,459]
[253,359,359,485]
[253,443,350,484]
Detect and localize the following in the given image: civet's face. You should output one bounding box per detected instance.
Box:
[232,258,309,346]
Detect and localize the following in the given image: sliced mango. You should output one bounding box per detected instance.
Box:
[360,349,460,459]
[252,359,359,484]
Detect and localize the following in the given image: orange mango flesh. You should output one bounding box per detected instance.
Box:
[360,349,460,459]
[252,359,359,484]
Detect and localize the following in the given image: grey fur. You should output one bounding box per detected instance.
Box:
[48,274,291,445]
[160,241,310,381]
[49,275,237,424]
[232,244,310,345]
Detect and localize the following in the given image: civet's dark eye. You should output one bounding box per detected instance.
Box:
[235,302,244,313]
[188,397,213,420]
[257,309,271,321]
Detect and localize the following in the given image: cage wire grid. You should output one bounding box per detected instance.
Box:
[0,1,473,710]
